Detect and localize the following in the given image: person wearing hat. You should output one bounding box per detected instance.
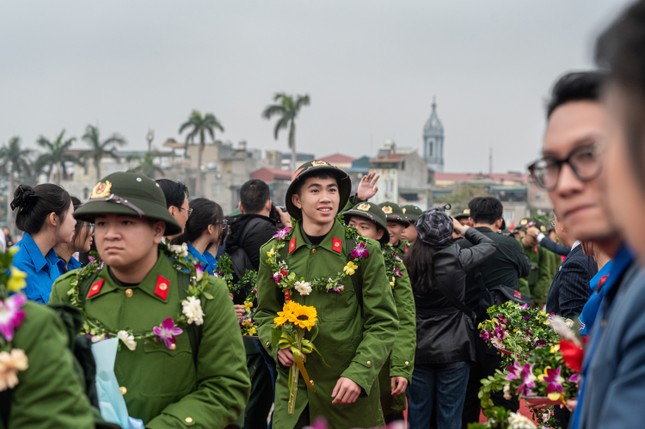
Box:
[50,172,250,428]
[378,202,410,257]
[517,218,554,306]
[254,160,398,429]
[404,208,496,429]
[343,202,416,423]
[401,204,422,245]
[453,209,473,227]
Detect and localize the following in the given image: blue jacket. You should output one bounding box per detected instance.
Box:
[11,233,62,303]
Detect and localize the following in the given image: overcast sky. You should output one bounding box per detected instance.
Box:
[0,0,632,174]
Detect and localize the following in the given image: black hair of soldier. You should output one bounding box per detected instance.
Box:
[13,184,72,234]
[468,196,503,225]
[172,198,224,244]
[240,179,270,214]
[156,179,189,209]
[596,0,645,190]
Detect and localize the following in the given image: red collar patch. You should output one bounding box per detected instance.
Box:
[332,237,342,254]
[154,275,170,300]
[289,237,297,254]
[87,279,105,299]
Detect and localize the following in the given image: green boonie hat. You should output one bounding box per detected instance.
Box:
[343,202,390,244]
[453,209,471,220]
[401,204,423,223]
[378,201,410,226]
[74,172,182,236]
[285,160,351,220]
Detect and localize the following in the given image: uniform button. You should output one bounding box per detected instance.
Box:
[405,361,410,367]
[311,248,317,254]
[159,283,168,291]
[366,360,372,367]
[185,417,193,424]
[120,386,127,395]
[125,288,133,298]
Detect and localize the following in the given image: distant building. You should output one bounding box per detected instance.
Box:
[423,97,445,172]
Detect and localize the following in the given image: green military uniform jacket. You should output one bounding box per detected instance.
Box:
[392,240,409,258]
[50,252,251,429]
[4,300,95,429]
[255,219,399,429]
[518,244,553,307]
[378,244,416,416]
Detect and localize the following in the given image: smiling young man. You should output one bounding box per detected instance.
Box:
[50,172,250,428]
[255,161,398,429]
[378,202,410,256]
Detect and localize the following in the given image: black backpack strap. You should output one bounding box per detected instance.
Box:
[178,271,202,368]
[0,388,10,428]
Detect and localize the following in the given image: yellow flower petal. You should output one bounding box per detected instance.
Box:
[7,267,27,292]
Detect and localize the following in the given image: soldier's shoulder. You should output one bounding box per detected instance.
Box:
[52,268,82,293]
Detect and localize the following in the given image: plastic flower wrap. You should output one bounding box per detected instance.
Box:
[272,300,324,414]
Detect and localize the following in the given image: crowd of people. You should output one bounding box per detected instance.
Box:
[3,1,645,428]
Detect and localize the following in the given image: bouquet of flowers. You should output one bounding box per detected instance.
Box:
[272,300,324,414]
[216,254,259,336]
[477,303,580,427]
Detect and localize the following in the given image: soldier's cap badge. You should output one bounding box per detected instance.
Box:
[382,206,393,215]
[311,160,330,167]
[90,180,112,199]
[357,203,371,211]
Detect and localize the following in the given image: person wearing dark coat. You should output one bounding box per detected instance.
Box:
[404,208,496,429]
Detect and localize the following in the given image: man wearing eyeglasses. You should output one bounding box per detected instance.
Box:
[156,179,191,239]
[528,71,632,429]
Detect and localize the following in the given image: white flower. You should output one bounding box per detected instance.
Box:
[90,335,104,343]
[117,330,137,351]
[508,412,537,429]
[0,349,28,391]
[169,243,189,258]
[294,281,312,296]
[491,337,504,350]
[503,383,512,400]
[182,296,205,325]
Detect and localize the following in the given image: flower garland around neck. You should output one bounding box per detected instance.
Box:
[215,254,259,336]
[0,247,30,391]
[67,241,214,352]
[265,224,370,300]
[382,244,404,289]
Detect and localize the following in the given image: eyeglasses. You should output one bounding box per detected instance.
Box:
[528,145,602,191]
[90,194,145,217]
[179,206,193,217]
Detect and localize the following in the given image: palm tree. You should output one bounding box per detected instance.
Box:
[0,136,32,231]
[128,151,164,179]
[81,124,127,182]
[179,110,224,197]
[36,130,80,185]
[262,92,310,172]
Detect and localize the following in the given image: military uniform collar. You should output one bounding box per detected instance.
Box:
[90,251,175,303]
[289,219,347,256]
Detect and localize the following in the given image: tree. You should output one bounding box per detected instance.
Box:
[81,124,127,182]
[179,110,224,197]
[0,136,32,231]
[36,130,80,185]
[128,151,164,179]
[262,92,310,172]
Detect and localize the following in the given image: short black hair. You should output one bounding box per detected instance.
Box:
[239,179,270,214]
[596,0,645,189]
[546,71,607,119]
[12,184,72,234]
[156,179,189,209]
[175,198,224,244]
[468,197,503,225]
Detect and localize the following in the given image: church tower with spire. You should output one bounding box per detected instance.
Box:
[423,97,445,172]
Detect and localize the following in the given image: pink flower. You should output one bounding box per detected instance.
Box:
[0,349,28,391]
[506,361,536,396]
[272,269,288,283]
[273,227,292,240]
[393,266,403,278]
[350,242,370,259]
[541,366,564,396]
[480,330,492,341]
[153,318,183,350]
[0,294,26,341]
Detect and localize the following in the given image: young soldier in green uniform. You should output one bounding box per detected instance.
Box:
[343,202,416,423]
[379,202,410,257]
[401,204,422,246]
[255,161,399,429]
[517,219,553,306]
[50,172,250,429]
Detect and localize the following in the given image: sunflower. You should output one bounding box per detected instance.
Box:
[286,301,318,331]
[274,304,295,327]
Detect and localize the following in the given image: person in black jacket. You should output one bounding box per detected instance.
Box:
[405,208,496,429]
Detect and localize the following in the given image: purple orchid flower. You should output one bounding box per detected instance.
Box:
[493,324,506,340]
[350,242,370,259]
[393,265,403,278]
[518,363,536,396]
[506,360,523,381]
[521,303,529,309]
[568,373,580,384]
[480,330,491,341]
[0,294,26,341]
[153,318,183,350]
[542,366,564,396]
[272,227,292,240]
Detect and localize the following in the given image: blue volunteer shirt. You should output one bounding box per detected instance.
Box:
[56,255,82,274]
[187,243,217,275]
[11,232,62,303]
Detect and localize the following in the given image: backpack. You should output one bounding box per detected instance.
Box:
[224,217,265,304]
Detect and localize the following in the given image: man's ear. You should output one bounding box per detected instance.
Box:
[291,193,302,209]
[376,227,385,241]
[264,200,272,213]
[495,218,503,230]
[238,201,245,214]
[152,221,166,242]
[168,206,176,216]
